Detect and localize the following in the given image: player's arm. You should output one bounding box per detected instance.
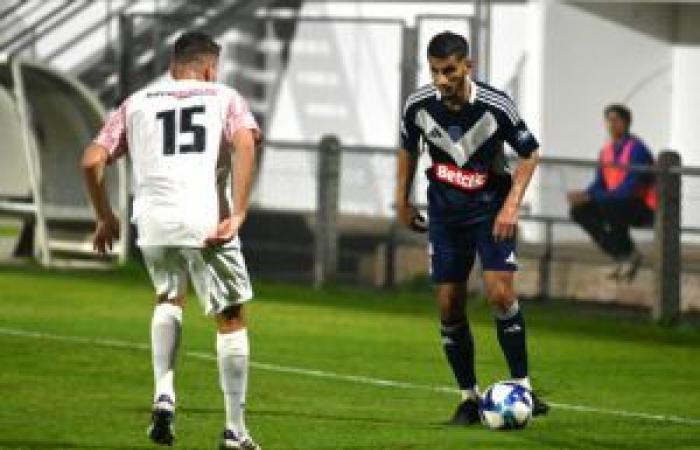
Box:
[205,127,257,246]
[81,143,120,253]
[396,148,427,233]
[494,102,540,241]
[81,103,128,253]
[494,149,539,241]
[396,104,427,233]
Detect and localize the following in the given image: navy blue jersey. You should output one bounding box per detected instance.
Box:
[400,80,539,225]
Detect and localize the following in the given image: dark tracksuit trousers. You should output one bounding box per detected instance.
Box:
[570,197,654,260]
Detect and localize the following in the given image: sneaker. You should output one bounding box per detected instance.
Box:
[530,391,549,416]
[219,429,261,450]
[618,252,642,282]
[606,263,623,281]
[448,398,480,425]
[147,395,175,446]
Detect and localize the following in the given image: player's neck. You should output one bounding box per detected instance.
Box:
[443,80,470,112]
[170,67,208,82]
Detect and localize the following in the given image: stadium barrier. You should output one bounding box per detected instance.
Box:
[0,58,129,267]
[267,135,691,323]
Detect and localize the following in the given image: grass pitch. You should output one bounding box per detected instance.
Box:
[0,264,699,449]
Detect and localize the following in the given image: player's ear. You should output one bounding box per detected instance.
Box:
[463,57,473,73]
[204,57,219,82]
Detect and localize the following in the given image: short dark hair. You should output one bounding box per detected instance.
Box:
[427,31,469,59]
[171,31,220,64]
[604,104,632,127]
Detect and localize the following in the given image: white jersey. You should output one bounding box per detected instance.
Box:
[94,79,259,247]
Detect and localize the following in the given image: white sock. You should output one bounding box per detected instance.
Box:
[217,329,249,437]
[461,387,480,401]
[513,377,532,390]
[151,303,182,406]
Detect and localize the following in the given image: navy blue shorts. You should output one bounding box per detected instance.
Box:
[428,218,517,283]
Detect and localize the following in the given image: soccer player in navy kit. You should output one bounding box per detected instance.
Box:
[396,31,549,424]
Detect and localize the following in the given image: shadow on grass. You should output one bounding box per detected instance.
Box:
[126,405,446,429]
[0,439,158,450]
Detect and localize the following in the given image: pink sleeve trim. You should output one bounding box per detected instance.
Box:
[94,99,129,163]
[224,93,259,144]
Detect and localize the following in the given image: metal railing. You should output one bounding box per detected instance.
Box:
[262,137,697,324]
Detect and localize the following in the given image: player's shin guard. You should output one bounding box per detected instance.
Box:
[495,301,528,380]
[217,329,249,438]
[151,302,182,405]
[440,319,477,396]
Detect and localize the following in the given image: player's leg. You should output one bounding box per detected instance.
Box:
[437,282,481,425]
[142,246,188,445]
[570,200,616,255]
[429,221,479,425]
[481,271,528,384]
[478,223,548,416]
[215,305,258,450]
[188,242,259,450]
[599,198,650,280]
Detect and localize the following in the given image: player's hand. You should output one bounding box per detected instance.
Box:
[493,203,518,241]
[567,190,590,207]
[93,213,120,254]
[397,203,428,233]
[205,213,245,247]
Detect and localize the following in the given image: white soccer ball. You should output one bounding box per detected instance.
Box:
[479,382,533,430]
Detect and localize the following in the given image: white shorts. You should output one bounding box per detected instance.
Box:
[141,240,253,315]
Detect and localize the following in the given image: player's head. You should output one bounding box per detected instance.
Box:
[604,104,632,140]
[427,31,472,101]
[170,31,221,82]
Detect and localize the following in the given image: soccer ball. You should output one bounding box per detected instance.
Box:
[479,382,533,430]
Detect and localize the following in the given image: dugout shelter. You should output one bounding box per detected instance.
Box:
[0,57,128,266]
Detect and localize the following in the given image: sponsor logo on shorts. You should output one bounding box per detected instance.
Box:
[432,163,488,192]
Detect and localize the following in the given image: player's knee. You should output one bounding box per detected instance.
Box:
[220,304,243,320]
[485,283,515,311]
[569,204,586,223]
[437,285,466,322]
[440,303,466,323]
[156,295,184,308]
[216,305,245,333]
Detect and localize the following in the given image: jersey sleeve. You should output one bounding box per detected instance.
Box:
[495,95,539,157]
[400,104,421,158]
[223,91,260,144]
[93,100,128,164]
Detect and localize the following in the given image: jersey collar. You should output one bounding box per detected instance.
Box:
[467,77,477,104]
[434,78,478,106]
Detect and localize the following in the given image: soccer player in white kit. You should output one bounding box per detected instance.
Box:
[81,32,261,450]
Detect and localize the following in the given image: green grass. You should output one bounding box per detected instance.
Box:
[0,225,18,237]
[0,264,699,449]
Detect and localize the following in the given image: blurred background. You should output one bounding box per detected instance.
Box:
[1,0,699,321]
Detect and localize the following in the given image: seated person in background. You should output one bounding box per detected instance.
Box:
[567,104,656,281]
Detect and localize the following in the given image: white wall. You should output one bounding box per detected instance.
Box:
[671,4,700,229]
[258,2,477,216]
[537,1,674,223]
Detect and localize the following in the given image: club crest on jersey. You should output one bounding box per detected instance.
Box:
[516,129,532,144]
[447,125,464,142]
[433,163,488,191]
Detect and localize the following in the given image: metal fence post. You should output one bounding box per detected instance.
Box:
[118,14,133,103]
[315,135,341,288]
[653,151,681,324]
[383,222,397,289]
[537,219,553,299]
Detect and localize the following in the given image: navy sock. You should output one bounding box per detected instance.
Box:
[440,319,477,391]
[495,304,528,379]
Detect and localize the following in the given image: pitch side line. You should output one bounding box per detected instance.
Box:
[1,326,699,427]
